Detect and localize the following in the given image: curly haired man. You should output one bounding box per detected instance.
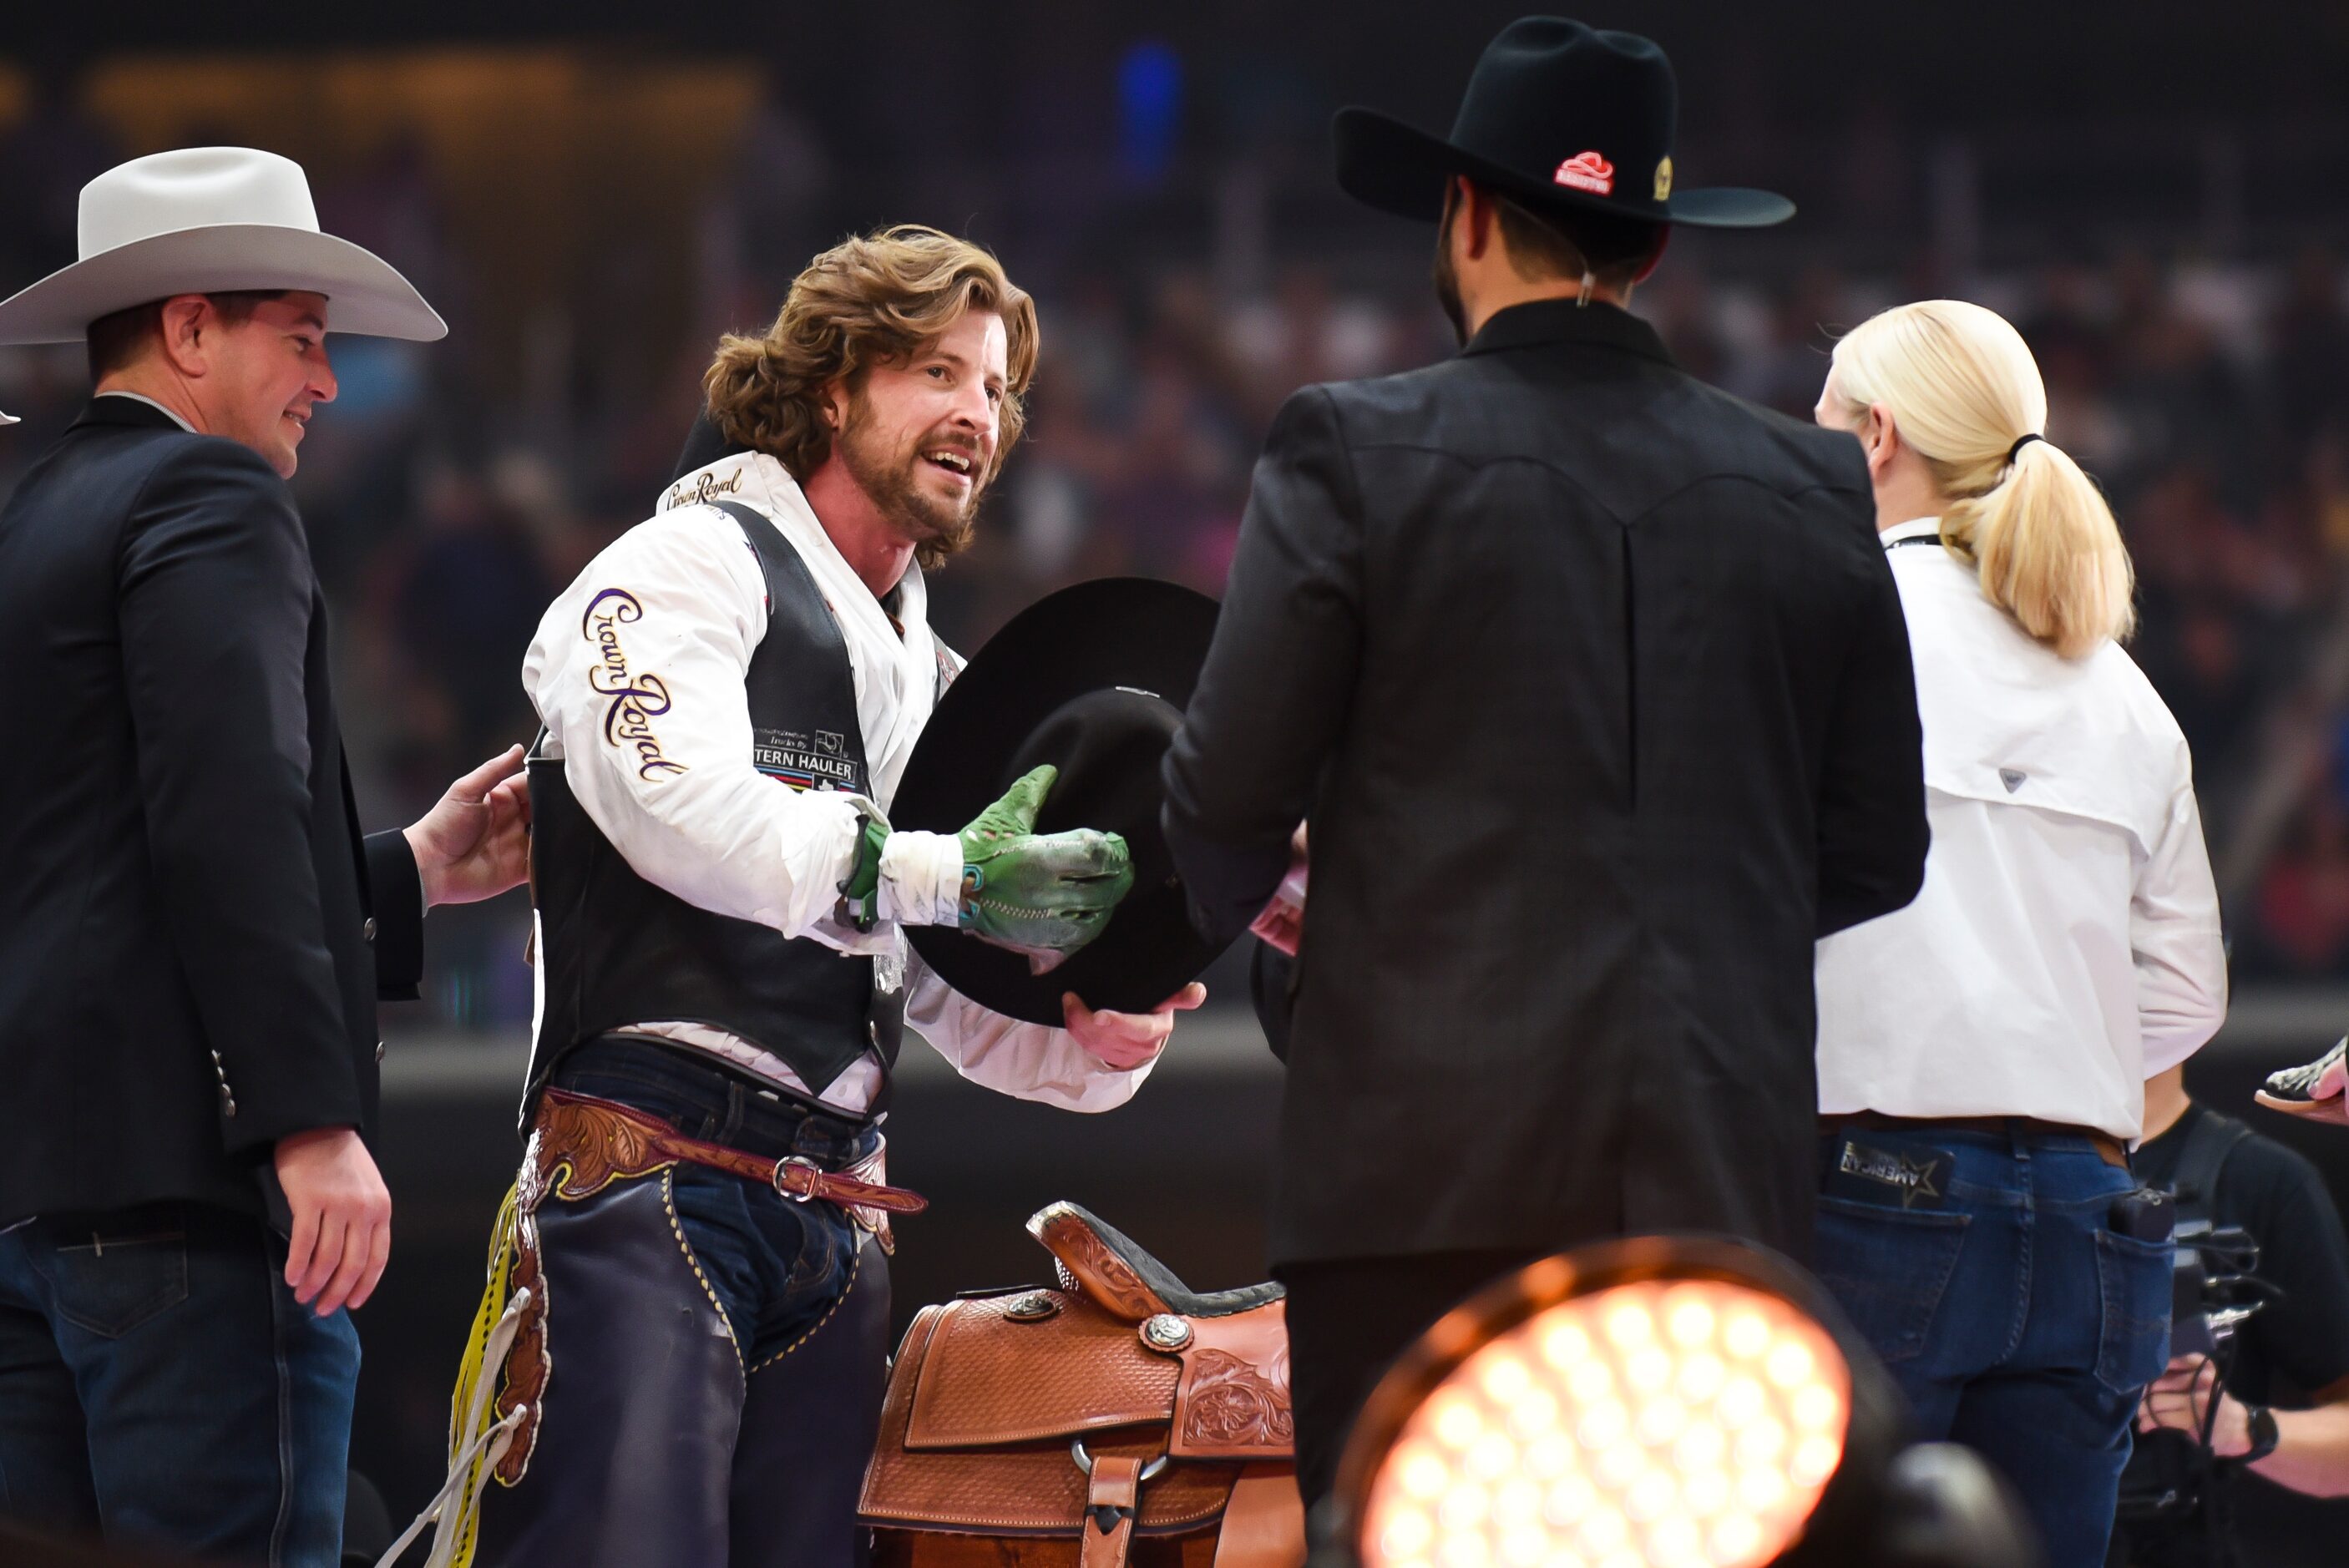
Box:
[424,227,1200,1568]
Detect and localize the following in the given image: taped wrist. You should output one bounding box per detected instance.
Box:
[876,829,965,928]
[837,813,888,932]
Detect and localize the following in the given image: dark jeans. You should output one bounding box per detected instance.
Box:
[1814,1126,2172,1568]
[1276,1248,1538,1522]
[554,1036,878,1357]
[0,1201,359,1566]
[473,1036,890,1568]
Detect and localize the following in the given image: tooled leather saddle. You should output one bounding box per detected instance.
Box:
[861,1202,1306,1568]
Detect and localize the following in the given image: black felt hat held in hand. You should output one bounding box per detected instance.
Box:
[892,579,1232,1027]
[1333,15,1794,231]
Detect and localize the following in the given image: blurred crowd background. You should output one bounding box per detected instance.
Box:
[5,5,2349,1014]
[0,6,2339,1009]
[8,3,2349,1550]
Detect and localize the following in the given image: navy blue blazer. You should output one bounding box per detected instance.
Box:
[0,395,423,1224]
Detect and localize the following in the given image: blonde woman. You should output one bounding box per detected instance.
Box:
[1810,300,2227,1566]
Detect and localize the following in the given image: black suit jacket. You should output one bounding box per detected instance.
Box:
[1162,301,1929,1268]
[0,396,423,1226]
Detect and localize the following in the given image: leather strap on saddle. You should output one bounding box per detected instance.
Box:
[532,1088,927,1224]
[1080,1454,1145,1568]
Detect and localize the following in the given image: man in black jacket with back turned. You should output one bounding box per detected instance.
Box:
[0,148,531,1565]
[1161,19,1931,1511]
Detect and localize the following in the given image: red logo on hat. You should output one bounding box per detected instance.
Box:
[1554,150,1615,195]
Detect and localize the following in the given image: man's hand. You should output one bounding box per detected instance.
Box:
[2257,1038,2349,1125]
[2139,1354,2251,1456]
[1065,983,1207,1070]
[275,1126,392,1317]
[959,766,1134,966]
[405,744,532,909]
[1248,822,1309,957]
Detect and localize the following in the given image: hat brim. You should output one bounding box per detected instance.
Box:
[894,578,1233,1028]
[0,223,447,345]
[1334,106,1794,230]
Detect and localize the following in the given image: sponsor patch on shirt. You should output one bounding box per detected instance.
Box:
[752,727,858,792]
[1826,1139,1949,1210]
[663,467,745,511]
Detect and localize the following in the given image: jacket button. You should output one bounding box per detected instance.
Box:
[376,1040,387,1065]
[363,917,377,943]
[219,1087,237,1118]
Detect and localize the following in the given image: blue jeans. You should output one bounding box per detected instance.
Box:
[1813,1126,2173,1568]
[0,1201,359,1565]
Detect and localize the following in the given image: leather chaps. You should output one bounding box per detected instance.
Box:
[429,1127,892,1567]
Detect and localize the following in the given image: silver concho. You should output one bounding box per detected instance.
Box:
[1003,1291,1061,1323]
[1140,1313,1194,1352]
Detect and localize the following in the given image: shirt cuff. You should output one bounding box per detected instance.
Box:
[878,830,964,928]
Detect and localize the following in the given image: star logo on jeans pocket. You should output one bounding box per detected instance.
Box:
[1891,1153,1943,1208]
[1839,1141,1947,1209]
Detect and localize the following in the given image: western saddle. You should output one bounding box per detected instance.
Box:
[861,1202,1306,1568]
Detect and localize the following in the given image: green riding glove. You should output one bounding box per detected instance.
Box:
[834,766,1133,968]
[955,765,1134,964]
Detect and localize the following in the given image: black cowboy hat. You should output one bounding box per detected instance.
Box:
[1334,16,1792,232]
[892,579,1232,1028]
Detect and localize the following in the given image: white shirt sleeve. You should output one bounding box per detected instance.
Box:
[900,948,1157,1111]
[2133,753,2229,1076]
[522,504,871,945]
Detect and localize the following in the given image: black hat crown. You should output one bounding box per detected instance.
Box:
[892,579,1231,1026]
[1334,15,1792,231]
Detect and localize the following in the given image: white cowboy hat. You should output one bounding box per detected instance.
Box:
[0,146,446,346]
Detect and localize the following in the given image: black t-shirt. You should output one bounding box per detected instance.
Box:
[2113,1104,2349,1566]
[2134,1103,2349,1405]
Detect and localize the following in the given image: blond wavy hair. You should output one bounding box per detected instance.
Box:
[703,225,1040,501]
[1827,299,2134,660]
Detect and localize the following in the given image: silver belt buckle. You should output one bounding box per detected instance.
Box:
[773,1154,822,1201]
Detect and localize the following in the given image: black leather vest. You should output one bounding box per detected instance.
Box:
[524,501,902,1114]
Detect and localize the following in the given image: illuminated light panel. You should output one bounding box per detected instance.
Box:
[1362,1278,1850,1568]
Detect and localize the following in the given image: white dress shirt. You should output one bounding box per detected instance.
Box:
[523,448,1153,1114]
[1814,518,2227,1141]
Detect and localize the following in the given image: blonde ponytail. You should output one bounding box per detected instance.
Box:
[1827,300,2134,659]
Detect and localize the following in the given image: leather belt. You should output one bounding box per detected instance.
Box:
[538,1087,929,1215]
[1821,1111,2128,1170]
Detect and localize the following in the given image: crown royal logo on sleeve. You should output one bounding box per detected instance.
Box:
[581,589,687,781]
[1653,155,1673,201]
[1553,150,1616,195]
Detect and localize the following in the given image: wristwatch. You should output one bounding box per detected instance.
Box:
[2241,1403,2281,1464]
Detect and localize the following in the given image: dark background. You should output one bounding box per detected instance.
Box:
[7,1,2349,1560]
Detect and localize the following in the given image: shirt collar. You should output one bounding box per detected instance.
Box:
[660,447,929,642]
[1460,298,1676,367]
[94,391,195,432]
[1881,516,1942,549]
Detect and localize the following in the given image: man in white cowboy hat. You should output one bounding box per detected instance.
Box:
[0,146,533,1565]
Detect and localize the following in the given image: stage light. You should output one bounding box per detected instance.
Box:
[1329,1236,2034,1568]
[1356,1276,1848,1568]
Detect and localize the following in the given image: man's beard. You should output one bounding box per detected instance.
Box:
[1431,208,1467,346]
[837,397,980,565]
